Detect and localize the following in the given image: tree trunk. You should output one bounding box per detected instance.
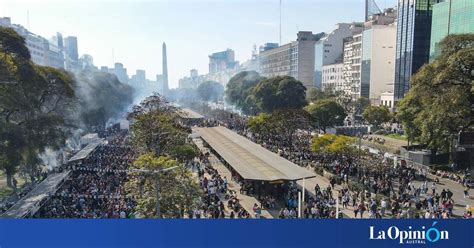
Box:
[6,173,14,189]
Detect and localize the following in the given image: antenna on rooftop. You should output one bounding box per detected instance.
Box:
[279,0,282,45]
[27,10,30,29]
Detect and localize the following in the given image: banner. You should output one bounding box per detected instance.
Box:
[0,219,472,247]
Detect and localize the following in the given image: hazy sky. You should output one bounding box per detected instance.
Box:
[1,0,396,88]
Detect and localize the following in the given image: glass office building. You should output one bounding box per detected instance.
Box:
[429,0,474,61]
[394,0,439,100]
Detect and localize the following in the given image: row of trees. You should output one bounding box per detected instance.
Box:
[126,94,202,218]
[0,27,134,189]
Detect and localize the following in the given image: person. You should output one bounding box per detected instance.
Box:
[255,206,262,219]
[464,185,470,199]
[358,202,366,218]
[120,210,126,218]
[230,211,235,219]
[447,189,453,200]
[311,205,317,218]
[380,198,387,217]
[441,189,447,201]
[431,182,436,195]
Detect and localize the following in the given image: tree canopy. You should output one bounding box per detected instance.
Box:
[197,81,224,103]
[225,71,264,115]
[397,34,474,154]
[251,76,307,113]
[311,133,356,155]
[125,153,202,218]
[128,94,187,156]
[0,26,77,188]
[363,105,391,130]
[305,99,346,132]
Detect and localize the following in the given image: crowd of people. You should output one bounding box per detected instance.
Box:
[186,152,251,219]
[37,130,136,218]
[186,105,472,219]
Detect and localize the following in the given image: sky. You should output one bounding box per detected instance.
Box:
[1,0,396,88]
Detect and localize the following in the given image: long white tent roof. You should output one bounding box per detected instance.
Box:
[196,126,316,181]
[68,139,103,163]
[2,171,70,218]
[178,108,204,119]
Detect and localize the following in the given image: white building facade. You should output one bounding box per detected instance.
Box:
[314,23,364,89]
[321,63,344,92]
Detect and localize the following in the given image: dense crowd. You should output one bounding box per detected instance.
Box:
[187,105,472,219]
[37,130,136,218]
[186,152,251,218]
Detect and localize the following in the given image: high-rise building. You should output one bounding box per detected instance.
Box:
[111,62,129,84]
[429,0,474,61]
[130,69,147,90]
[360,9,397,104]
[162,42,169,94]
[178,69,205,89]
[64,36,78,61]
[343,32,363,99]
[259,43,279,53]
[209,49,239,74]
[259,31,324,91]
[0,17,64,68]
[314,23,364,89]
[394,0,440,101]
[50,32,63,49]
[64,36,79,70]
[79,54,94,70]
[365,0,383,21]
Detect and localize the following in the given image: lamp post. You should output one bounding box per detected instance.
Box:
[145,166,179,219]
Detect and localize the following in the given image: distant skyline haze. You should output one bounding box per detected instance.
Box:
[0,0,396,88]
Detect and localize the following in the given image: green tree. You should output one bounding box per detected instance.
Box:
[128,95,187,156]
[252,76,307,113]
[305,99,346,132]
[248,109,310,153]
[397,34,474,155]
[311,133,356,155]
[362,105,391,130]
[169,144,199,162]
[0,27,77,188]
[226,71,264,114]
[352,97,371,116]
[247,112,271,136]
[125,153,202,218]
[197,81,224,103]
[306,88,335,102]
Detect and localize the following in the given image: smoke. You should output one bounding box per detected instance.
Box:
[38,70,135,170]
[71,69,135,130]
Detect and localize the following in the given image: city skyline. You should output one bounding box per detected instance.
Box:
[0,0,396,88]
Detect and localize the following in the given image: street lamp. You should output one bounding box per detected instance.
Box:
[152,165,179,219]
